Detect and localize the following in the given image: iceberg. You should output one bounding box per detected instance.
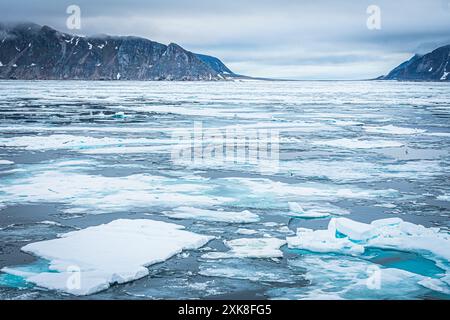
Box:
[163,206,259,223]
[1,219,213,295]
[202,238,286,259]
[0,159,14,165]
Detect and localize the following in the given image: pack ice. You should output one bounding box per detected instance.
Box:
[163,206,260,223]
[1,219,213,295]
[287,217,450,262]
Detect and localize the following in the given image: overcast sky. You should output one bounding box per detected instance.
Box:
[2,0,450,79]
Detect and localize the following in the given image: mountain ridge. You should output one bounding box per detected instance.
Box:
[381,44,450,81]
[0,22,240,81]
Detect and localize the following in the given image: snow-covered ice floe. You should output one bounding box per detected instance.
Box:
[202,238,286,259]
[0,159,14,165]
[0,134,154,151]
[437,194,450,202]
[312,138,404,149]
[364,125,426,135]
[288,202,348,219]
[0,164,233,214]
[1,219,213,295]
[287,217,450,262]
[225,177,398,201]
[163,206,259,223]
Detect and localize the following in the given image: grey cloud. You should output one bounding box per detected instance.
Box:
[1,0,449,79]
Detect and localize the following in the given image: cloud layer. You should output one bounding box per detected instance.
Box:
[2,0,450,79]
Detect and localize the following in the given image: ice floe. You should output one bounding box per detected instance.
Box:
[202,238,286,259]
[288,217,450,262]
[313,138,404,149]
[268,255,431,300]
[236,228,258,235]
[0,134,152,151]
[282,159,443,182]
[0,159,14,165]
[1,219,213,295]
[224,178,398,202]
[288,202,348,218]
[364,125,426,135]
[162,206,259,223]
[0,165,233,214]
[437,194,450,201]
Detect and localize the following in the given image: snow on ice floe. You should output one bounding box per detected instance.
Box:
[0,134,154,151]
[283,160,443,182]
[224,177,398,201]
[202,238,286,259]
[364,125,426,135]
[0,159,14,165]
[312,138,404,149]
[236,228,259,235]
[163,206,259,223]
[287,217,450,262]
[437,194,450,201]
[288,202,348,219]
[0,165,233,214]
[1,219,213,295]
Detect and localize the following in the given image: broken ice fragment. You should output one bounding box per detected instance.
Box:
[163,206,259,223]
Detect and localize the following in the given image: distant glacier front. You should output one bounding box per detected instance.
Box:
[0,80,449,300]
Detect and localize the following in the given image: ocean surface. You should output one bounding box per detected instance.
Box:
[0,80,449,299]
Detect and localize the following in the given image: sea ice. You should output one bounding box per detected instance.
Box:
[0,134,151,151]
[163,206,259,223]
[1,219,213,295]
[288,202,348,218]
[312,138,404,149]
[236,228,258,235]
[287,217,450,262]
[437,194,450,201]
[198,259,303,284]
[268,255,431,299]
[0,163,233,214]
[364,125,426,135]
[287,227,364,255]
[332,217,376,241]
[201,238,286,259]
[224,177,397,202]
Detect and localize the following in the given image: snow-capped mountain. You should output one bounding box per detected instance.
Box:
[381,44,450,81]
[0,23,238,81]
